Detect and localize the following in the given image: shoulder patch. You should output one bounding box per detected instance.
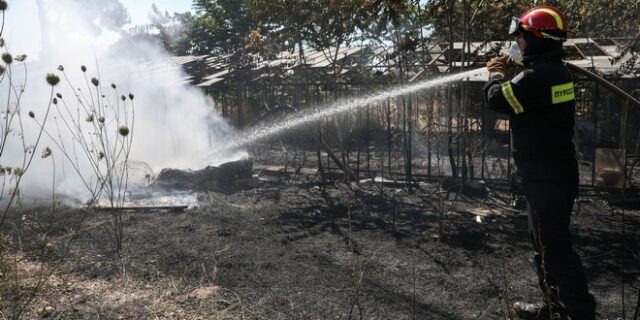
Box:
[551,82,575,104]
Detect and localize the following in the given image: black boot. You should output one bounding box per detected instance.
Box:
[512,302,567,320]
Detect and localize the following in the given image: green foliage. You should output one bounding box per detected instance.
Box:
[252,0,419,67]
[563,0,639,38]
[424,0,640,43]
[119,5,194,56]
[147,5,196,55]
[128,0,638,59]
[190,0,256,54]
[181,0,421,57]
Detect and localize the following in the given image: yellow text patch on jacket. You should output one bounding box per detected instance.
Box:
[551,82,575,104]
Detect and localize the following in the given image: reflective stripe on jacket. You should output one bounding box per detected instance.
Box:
[484,58,578,181]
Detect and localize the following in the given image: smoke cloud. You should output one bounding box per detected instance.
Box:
[1,0,244,201]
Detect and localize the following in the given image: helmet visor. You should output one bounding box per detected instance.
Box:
[508,17,521,36]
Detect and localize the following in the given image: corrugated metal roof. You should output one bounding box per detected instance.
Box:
[201,70,230,81]
[196,77,225,87]
[169,38,638,88]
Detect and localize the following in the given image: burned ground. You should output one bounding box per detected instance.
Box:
[1,173,638,319]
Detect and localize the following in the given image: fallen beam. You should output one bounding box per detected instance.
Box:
[254,164,318,176]
[319,138,356,181]
[567,62,640,107]
[95,206,189,213]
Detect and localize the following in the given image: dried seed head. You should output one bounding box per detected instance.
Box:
[13,167,23,177]
[56,93,62,99]
[28,111,34,118]
[0,65,5,76]
[0,1,7,11]
[120,95,126,101]
[91,77,99,87]
[46,73,60,86]
[2,52,12,64]
[14,54,26,62]
[111,83,116,89]
[98,116,105,123]
[97,151,105,160]
[52,97,58,105]
[57,65,64,71]
[118,125,129,137]
[41,147,52,158]
[128,93,134,100]
[86,114,94,122]
[81,65,87,72]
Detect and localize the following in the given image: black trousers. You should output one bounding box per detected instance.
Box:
[522,178,596,320]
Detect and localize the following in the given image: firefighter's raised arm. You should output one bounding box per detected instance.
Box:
[484,66,573,115]
[484,55,521,114]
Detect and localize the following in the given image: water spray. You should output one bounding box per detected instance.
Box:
[213,61,640,159]
[214,67,485,155]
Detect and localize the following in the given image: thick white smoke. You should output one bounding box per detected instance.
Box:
[1,0,245,201]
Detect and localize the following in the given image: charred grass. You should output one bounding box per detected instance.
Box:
[0,179,638,319]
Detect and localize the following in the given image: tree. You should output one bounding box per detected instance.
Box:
[248,0,315,59]
[249,0,417,60]
[181,0,423,59]
[189,0,256,54]
[562,0,639,38]
[121,5,194,56]
[423,0,640,43]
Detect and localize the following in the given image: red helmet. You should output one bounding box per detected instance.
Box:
[509,6,568,41]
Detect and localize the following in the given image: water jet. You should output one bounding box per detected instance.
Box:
[212,67,486,157]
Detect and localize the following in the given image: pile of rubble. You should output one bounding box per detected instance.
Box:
[151,158,257,194]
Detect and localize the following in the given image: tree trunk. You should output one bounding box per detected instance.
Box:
[447,0,458,179]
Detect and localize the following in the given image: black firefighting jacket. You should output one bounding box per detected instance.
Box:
[484,51,578,181]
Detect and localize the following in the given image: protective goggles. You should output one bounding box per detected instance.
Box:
[508,17,522,36]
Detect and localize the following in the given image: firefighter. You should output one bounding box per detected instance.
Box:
[484,6,597,320]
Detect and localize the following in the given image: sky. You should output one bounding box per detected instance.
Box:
[124,0,192,26]
[4,0,193,59]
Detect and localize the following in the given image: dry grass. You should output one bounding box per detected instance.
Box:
[0,250,246,319]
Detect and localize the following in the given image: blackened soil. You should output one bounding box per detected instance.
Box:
[2,180,639,319]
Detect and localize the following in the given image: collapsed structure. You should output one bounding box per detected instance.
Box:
[166,38,640,189]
